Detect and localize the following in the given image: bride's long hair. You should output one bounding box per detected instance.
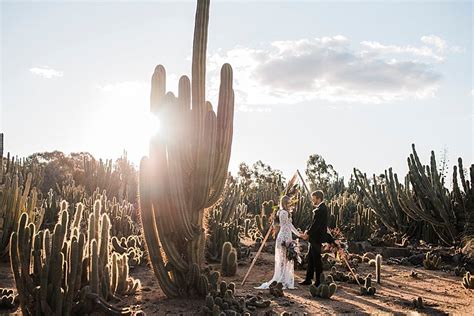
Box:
[272,195,291,238]
[280,195,290,211]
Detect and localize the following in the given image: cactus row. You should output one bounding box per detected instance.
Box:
[1,172,43,258]
[202,269,270,315]
[10,199,139,315]
[354,144,474,245]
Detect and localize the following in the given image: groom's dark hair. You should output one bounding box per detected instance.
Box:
[311,190,324,201]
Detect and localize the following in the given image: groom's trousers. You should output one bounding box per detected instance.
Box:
[305,242,323,283]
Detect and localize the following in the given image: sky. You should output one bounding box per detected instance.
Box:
[1,0,472,182]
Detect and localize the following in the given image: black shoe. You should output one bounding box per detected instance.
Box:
[299,280,312,285]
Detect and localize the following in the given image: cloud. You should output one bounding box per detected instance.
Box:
[207,35,458,107]
[29,66,63,79]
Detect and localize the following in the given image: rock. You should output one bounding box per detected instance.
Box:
[382,247,410,258]
[408,253,425,265]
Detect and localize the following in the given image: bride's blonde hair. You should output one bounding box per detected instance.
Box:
[280,195,290,211]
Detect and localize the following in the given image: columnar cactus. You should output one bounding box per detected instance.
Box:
[10,203,137,315]
[0,172,43,258]
[139,0,235,298]
[221,242,237,277]
[360,274,376,295]
[375,254,382,284]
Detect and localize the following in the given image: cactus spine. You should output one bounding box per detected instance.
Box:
[139,0,235,298]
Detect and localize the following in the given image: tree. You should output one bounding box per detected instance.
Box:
[305,154,344,199]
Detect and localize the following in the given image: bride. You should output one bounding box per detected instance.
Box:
[255,195,303,290]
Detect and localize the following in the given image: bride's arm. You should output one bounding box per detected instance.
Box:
[281,210,302,237]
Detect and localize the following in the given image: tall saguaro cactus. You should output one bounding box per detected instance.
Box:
[139,0,235,297]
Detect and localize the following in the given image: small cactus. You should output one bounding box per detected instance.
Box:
[221,242,238,277]
[454,266,466,277]
[423,251,441,270]
[269,281,284,297]
[375,254,382,284]
[412,296,424,309]
[0,288,17,309]
[309,273,337,299]
[462,271,474,289]
[359,274,376,296]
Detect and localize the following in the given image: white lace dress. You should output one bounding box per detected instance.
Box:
[255,209,300,290]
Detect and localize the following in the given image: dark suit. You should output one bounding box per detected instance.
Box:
[304,202,328,284]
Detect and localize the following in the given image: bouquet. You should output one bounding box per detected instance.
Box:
[282,240,302,264]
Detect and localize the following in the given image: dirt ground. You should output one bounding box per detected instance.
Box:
[1,250,473,315]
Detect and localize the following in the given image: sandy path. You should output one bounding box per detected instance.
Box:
[1,251,473,315]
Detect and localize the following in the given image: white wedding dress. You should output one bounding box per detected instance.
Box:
[255,209,300,290]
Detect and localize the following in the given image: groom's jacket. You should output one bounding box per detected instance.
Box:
[306,202,328,244]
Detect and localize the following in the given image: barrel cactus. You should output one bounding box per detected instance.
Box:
[139,0,235,298]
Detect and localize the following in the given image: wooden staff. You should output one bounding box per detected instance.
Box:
[241,226,272,286]
[342,255,362,287]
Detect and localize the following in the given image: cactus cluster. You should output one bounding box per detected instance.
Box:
[202,268,270,315]
[269,281,284,297]
[0,288,17,309]
[206,200,243,261]
[454,266,466,277]
[111,235,145,267]
[255,200,274,237]
[359,274,376,296]
[423,251,442,270]
[10,200,139,315]
[309,274,337,299]
[221,242,238,277]
[462,271,474,289]
[355,145,474,245]
[0,171,43,258]
[412,297,425,309]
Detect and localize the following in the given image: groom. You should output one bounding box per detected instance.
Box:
[299,190,330,286]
